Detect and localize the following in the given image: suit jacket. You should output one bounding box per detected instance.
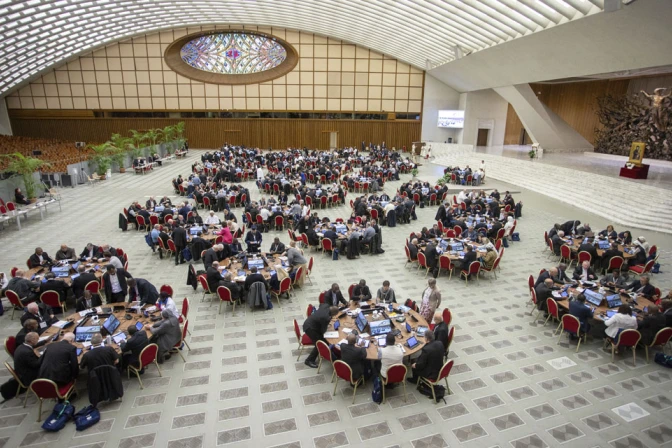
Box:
[462,251,478,267]
[324,289,347,307]
[172,227,188,248]
[79,245,100,259]
[352,285,371,301]
[626,280,655,298]
[433,321,449,352]
[55,248,76,261]
[37,340,79,385]
[40,279,68,302]
[80,346,119,372]
[578,243,598,263]
[20,303,55,330]
[120,331,149,366]
[534,283,554,307]
[245,231,262,246]
[551,235,564,255]
[244,273,267,290]
[269,242,286,254]
[29,252,52,267]
[323,230,338,243]
[150,315,182,353]
[221,280,242,300]
[601,249,624,265]
[600,273,627,288]
[569,301,594,331]
[303,305,332,335]
[202,248,219,269]
[76,294,103,312]
[424,244,438,269]
[407,243,418,260]
[553,267,571,283]
[638,313,666,345]
[572,265,597,281]
[72,272,98,299]
[535,271,551,287]
[128,278,159,305]
[340,343,368,379]
[14,344,42,386]
[103,268,133,300]
[414,340,444,379]
[206,266,223,292]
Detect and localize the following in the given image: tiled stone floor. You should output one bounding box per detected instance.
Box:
[1,151,671,447]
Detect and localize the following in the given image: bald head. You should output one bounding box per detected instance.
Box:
[63,333,75,343]
[24,332,39,346]
[433,311,443,324]
[26,302,38,314]
[346,334,357,344]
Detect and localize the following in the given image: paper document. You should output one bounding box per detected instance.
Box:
[323,331,339,339]
[51,320,70,328]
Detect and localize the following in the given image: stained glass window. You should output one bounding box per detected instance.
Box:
[180,33,287,75]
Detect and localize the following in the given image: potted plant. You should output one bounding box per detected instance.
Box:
[1,152,51,201]
[109,133,130,173]
[144,129,159,157]
[128,130,146,162]
[160,125,176,155]
[174,121,186,151]
[88,143,113,179]
[528,148,537,160]
[411,168,419,179]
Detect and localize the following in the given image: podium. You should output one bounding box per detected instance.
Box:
[619,164,649,179]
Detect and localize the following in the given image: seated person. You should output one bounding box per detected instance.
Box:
[204,211,221,225]
[621,274,655,299]
[600,269,626,288]
[127,278,160,305]
[269,237,286,255]
[14,187,31,205]
[628,236,649,267]
[220,272,243,303]
[601,242,624,271]
[244,266,269,291]
[352,279,372,302]
[76,290,103,312]
[599,225,617,241]
[407,330,443,383]
[604,305,637,343]
[461,245,478,271]
[551,231,565,256]
[80,333,119,372]
[40,272,68,303]
[20,302,56,330]
[568,293,594,335]
[323,283,347,307]
[340,334,368,380]
[638,305,666,345]
[29,247,52,267]
[230,238,243,255]
[37,332,79,386]
[244,226,263,253]
[4,270,40,304]
[572,261,596,282]
[145,309,181,363]
[376,281,397,303]
[553,264,572,283]
[120,325,149,369]
[55,244,77,261]
[285,241,308,282]
[534,278,557,313]
[156,292,180,319]
[14,332,42,386]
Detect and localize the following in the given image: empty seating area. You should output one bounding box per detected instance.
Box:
[0,135,86,173]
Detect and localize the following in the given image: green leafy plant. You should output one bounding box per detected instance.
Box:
[174,121,186,150]
[1,152,51,199]
[108,133,130,171]
[437,173,451,185]
[88,142,114,177]
[144,129,159,156]
[411,168,419,178]
[159,125,176,155]
[528,149,536,159]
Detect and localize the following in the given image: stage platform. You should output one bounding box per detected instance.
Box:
[430,144,672,234]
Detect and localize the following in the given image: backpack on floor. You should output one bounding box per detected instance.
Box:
[144,234,153,247]
[332,248,339,260]
[511,233,520,242]
[182,248,192,262]
[655,352,672,368]
[74,405,100,431]
[41,401,75,432]
[371,376,383,404]
[417,383,446,404]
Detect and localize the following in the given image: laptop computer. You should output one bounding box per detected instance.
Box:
[247,258,265,270]
[369,319,391,336]
[406,336,420,349]
[112,332,127,344]
[606,294,622,308]
[356,337,370,348]
[333,320,340,331]
[102,315,121,335]
[54,270,70,278]
[189,226,203,235]
[584,289,604,307]
[75,326,100,342]
[597,240,610,250]
[405,322,412,333]
[355,313,368,332]
[135,321,144,331]
[154,205,165,213]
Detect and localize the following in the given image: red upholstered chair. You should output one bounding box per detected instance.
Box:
[333,360,364,403]
[128,343,162,389]
[605,256,624,274]
[494,238,502,251]
[560,245,573,266]
[577,251,592,266]
[643,327,672,363]
[198,275,215,302]
[305,256,314,285]
[40,290,65,312]
[604,329,641,364]
[436,221,444,233]
[629,259,655,276]
[381,364,408,404]
[444,229,456,239]
[429,193,437,206]
[453,226,462,238]
[348,283,357,300]
[649,245,658,257]
[216,286,235,314]
[167,239,177,258]
[306,304,316,317]
[417,360,454,402]
[292,266,305,291]
[321,238,334,254]
[136,215,147,232]
[149,215,159,227]
[405,246,418,269]
[413,193,420,205]
[28,378,76,421]
[316,340,334,374]
[202,196,211,210]
[438,255,454,280]
[271,277,291,308]
[460,261,481,286]
[557,314,587,352]
[544,298,560,327]
[171,320,189,362]
[5,290,26,319]
[481,255,501,280]
[417,252,430,277]
[320,196,328,209]
[318,292,326,304]
[4,336,16,358]
[543,231,549,252]
[293,319,314,361]
[445,326,454,358]
[179,297,191,340]
[529,289,541,321]
[10,267,18,278]
[160,284,174,296]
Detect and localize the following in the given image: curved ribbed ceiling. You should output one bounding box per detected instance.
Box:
[0,0,613,97]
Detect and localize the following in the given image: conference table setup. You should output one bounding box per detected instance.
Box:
[552,281,656,320]
[24,259,109,287]
[324,300,430,360]
[561,235,635,260]
[0,198,62,230]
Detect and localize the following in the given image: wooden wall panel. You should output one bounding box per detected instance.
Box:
[504,103,523,145]
[9,117,421,150]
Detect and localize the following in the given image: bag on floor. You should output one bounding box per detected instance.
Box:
[182,248,192,262]
[417,382,446,403]
[502,237,509,248]
[144,234,153,247]
[0,378,19,400]
[74,405,100,431]
[332,248,339,261]
[371,376,383,404]
[511,233,520,242]
[652,263,661,274]
[41,401,75,432]
[655,352,672,368]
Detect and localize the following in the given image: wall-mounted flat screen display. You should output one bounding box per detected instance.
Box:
[437,110,464,128]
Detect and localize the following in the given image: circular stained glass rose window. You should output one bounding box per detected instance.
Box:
[165,31,298,85]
